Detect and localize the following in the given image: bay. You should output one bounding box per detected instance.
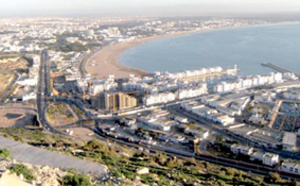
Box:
[119,23,300,76]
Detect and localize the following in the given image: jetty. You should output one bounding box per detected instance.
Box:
[261,62,300,77]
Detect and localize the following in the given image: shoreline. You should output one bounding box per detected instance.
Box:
[85,21,300,79]
[85,30,201,79]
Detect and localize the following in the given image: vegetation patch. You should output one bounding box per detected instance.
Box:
[9,164,35,181]
[0,148,12,159]
[46,103,78,126]
[62,173,91,186]
[1,128,299,185]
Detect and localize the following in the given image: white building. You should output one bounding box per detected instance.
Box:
[144,92,176,106]
[123,82,148,92]
[184,128,210,140]
[66,37,79,43]
[262,153,279,166]
[251,152,264,161]
[181,101,205,112]
[174,116,188,124]
[176,85,208,100]
[22,92,37,101]
[17,78,38,86]
[283,90,300,100]
[282,132,297,152]
[90,76,118,96]
[139,117,174,131]
[214,72,283,93]
[216,115,235,126]
[166,66,230,80]
[281,162,300,175]
[283,72,298,80]
[230,144,254,155]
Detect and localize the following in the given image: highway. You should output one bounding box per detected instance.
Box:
[35,50,92,134]
[36,49,65,134]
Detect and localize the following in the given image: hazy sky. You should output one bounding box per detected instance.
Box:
[1,0,300,17]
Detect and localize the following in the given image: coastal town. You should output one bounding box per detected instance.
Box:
[1,16,300,185]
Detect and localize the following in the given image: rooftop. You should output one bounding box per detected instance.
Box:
[282,132,297,146]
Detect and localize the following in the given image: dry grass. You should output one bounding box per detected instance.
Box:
[46,103,78,127]
[0,72,14,96]
[0,57,28,71]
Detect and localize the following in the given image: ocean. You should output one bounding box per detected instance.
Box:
[119,23,300,76]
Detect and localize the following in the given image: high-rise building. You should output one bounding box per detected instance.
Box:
[100,92,137,111]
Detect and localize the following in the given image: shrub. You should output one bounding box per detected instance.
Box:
[203,162,211,170]
[155,153,168,166]
[62,173,91,186]
[183,158,196,167]
[141,175,156,184]
[0,148,12,159]
[226,167,236,177]
[121,168,136,180]
[269,172,281,183]
[264,172,281,183]
[215,173,232,181]
[9,164,35,181]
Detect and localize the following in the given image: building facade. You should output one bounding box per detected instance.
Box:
[281,162,300,175]
[100,92,137,111]
[262,153,279,166]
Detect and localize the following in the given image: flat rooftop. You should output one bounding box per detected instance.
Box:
[282,132,297,146]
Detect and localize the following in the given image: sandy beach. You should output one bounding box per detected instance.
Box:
[85,30,200,79]
[85,22,295,79]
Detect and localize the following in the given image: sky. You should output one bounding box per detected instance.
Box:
[1,0,300,17]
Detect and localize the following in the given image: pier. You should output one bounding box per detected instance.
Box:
[262,62,300,77]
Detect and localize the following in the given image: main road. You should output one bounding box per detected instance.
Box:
[36,49,64,134]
